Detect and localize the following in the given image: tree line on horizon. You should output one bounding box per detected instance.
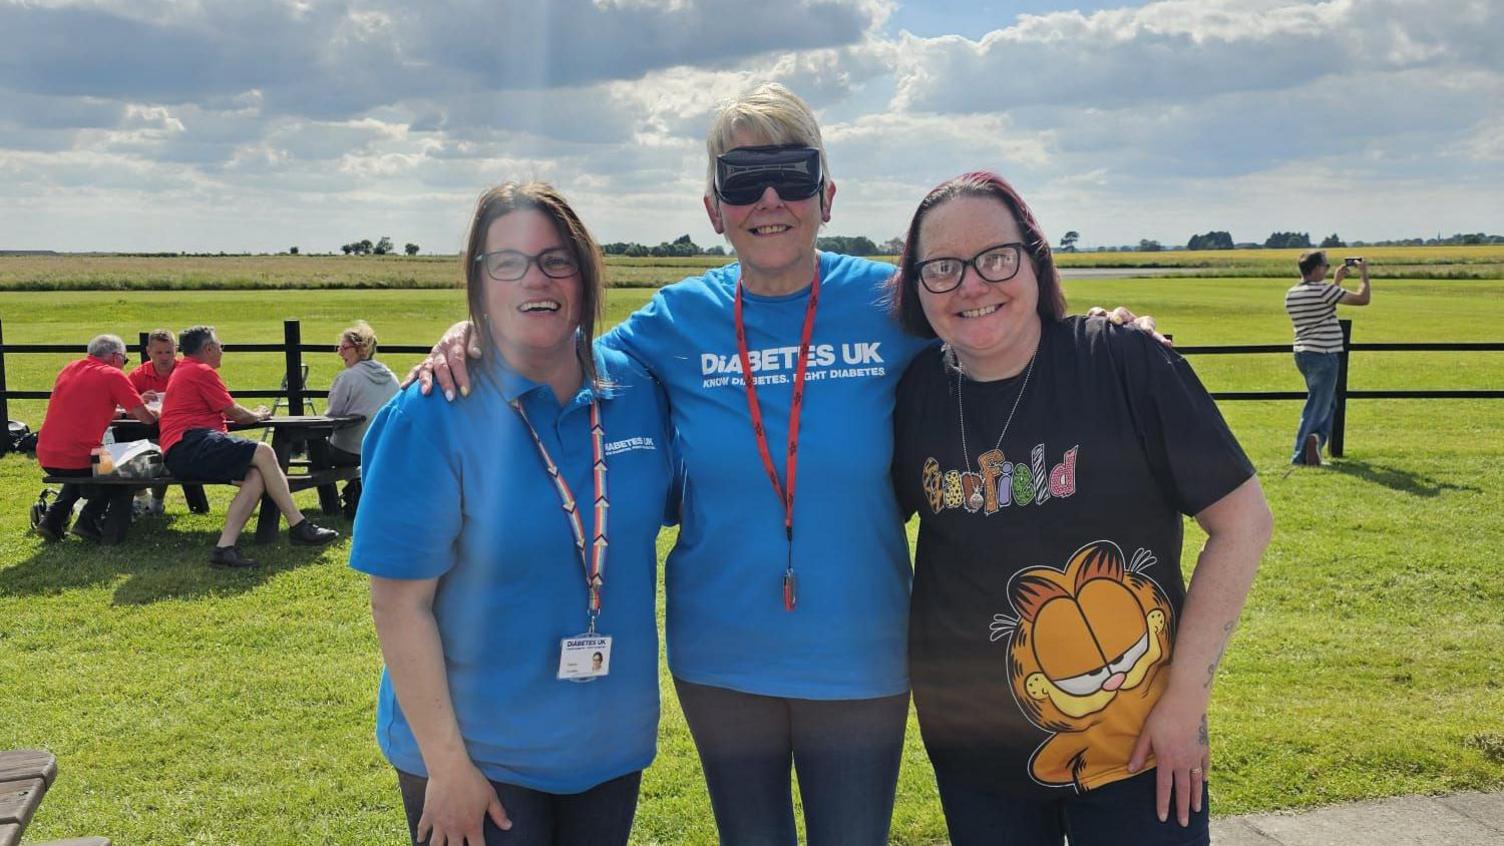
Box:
[33,229,1494,260]
[1059,230,1504,252]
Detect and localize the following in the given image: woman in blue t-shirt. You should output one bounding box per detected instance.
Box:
[350,182,675,845]
[888,171,1273,846]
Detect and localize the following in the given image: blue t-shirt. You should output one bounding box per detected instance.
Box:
[603,252,932,699]
[349,347,674,794]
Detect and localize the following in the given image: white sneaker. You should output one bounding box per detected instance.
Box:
[149,497,166,517]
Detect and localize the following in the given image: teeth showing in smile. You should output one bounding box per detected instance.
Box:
[519,300,560,312]
[752,225,791,235]
[960,304,1001,318]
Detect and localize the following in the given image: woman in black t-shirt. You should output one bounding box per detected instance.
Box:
[887,172,1273,846]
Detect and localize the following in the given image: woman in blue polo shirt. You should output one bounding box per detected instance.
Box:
[350,182,674,845]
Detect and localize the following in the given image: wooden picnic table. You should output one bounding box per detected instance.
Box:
[0,749,108,846]
[93,413,365,544]
[251,414,363,543]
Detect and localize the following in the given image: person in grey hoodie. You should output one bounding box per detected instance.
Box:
[327,321,400,515]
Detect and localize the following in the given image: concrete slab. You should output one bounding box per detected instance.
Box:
[1436,791,1504,835]
[1210,817,1284,845]
[1237,795,1501,846]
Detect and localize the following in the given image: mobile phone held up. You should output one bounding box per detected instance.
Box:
[1344,257,1363,267]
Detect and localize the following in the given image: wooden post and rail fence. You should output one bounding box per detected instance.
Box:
[0,318,1501,458]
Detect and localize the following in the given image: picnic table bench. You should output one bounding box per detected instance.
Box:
[0,749,109,846]
[42,414,363,544]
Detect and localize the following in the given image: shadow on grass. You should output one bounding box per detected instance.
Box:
[1325,458,1482,497]
[0,511,351,605]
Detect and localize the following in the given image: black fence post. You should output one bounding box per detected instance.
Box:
[284,319,305,416]
[1332,319,1352,458]
[0,317,8,426]
[138,330,150,364]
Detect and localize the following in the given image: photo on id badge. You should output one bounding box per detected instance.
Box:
[559,634,612,682]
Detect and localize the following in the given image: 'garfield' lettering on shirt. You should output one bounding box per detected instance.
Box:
[921,444,1079,515]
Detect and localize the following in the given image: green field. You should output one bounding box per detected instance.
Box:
[1,244,1500,293]
[1,275,1501,844]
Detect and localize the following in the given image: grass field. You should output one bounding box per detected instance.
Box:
[1,275,1501,844]
[2,244,1501,292]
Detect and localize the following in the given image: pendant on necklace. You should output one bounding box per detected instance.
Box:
[967,489,985,511]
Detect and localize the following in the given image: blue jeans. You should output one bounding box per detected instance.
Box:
[673,677,909,846]
[1292,351,1340,463]
[395,768,640,846]
[935,767,1209,846]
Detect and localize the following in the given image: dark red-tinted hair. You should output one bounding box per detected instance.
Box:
[888,171,1067,338]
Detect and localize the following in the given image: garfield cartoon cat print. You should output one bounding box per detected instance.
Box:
[989,540,1175,792]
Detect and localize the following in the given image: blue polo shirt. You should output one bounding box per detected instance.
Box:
[349,346,674,794]
[602,252,932,699]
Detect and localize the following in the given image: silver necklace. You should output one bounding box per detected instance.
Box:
[956,344,1038,512]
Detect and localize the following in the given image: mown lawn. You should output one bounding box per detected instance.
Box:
[0,277,1501,844]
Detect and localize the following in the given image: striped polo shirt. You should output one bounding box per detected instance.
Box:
[1284,280,1347,353]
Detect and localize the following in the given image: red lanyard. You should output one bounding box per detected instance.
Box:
[510,398,608,631]
[733,268,821,611]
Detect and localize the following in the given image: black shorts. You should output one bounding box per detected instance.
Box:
[165,429,258,483]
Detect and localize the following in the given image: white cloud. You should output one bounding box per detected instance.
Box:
[0,0,1498,251]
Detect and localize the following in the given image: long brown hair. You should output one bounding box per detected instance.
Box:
[461,181,607,389]
[888,171,1067,339]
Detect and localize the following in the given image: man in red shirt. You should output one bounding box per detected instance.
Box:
[127,328,178,402]
[159,325,338,568]
[34,335,159,543]
[126,328,178,515]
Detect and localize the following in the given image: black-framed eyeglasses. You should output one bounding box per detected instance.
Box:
[914,242,1026,293]
[713,144,824,206]
[474,248,579,282]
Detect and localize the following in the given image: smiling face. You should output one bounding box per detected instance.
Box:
[916,195,1041,376]
[481,209,583,370]
[704,131,834,289]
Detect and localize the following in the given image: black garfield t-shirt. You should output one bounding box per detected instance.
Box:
[892,316,1254,799]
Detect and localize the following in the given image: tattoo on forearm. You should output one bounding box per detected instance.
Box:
[1198,714,1209,747]
[1202,620,1238,690]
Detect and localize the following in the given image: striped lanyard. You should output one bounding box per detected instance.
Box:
[733,268,821,612]
[510,397,608,632]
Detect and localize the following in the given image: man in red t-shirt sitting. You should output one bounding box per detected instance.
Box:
[126,328,179,515]
[159,325,338,568]
[35,335,160,544]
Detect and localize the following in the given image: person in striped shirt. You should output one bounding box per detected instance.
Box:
[1284,250,1371,465]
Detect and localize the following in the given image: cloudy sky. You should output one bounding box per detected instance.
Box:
[2,0,1500,253]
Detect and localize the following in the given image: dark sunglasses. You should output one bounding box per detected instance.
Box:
[713,144,824,206]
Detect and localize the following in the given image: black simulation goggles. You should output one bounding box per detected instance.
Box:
[713,144,824,206]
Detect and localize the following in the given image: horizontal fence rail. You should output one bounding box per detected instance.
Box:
[1,319,1499,457]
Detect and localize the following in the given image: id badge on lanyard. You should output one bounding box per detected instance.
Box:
[510,397,613,683]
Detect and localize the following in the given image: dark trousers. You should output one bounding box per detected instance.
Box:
[41,466,133,543]
[935,767,1210,846]
[327,445,361,515]
[673,677,909,846]
[396,769,640,846]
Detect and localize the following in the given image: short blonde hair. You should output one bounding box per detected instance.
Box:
[705,83,830,198]
[339,321,378,360]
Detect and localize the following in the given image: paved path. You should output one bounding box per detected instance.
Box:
[1212,790,1504,845]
